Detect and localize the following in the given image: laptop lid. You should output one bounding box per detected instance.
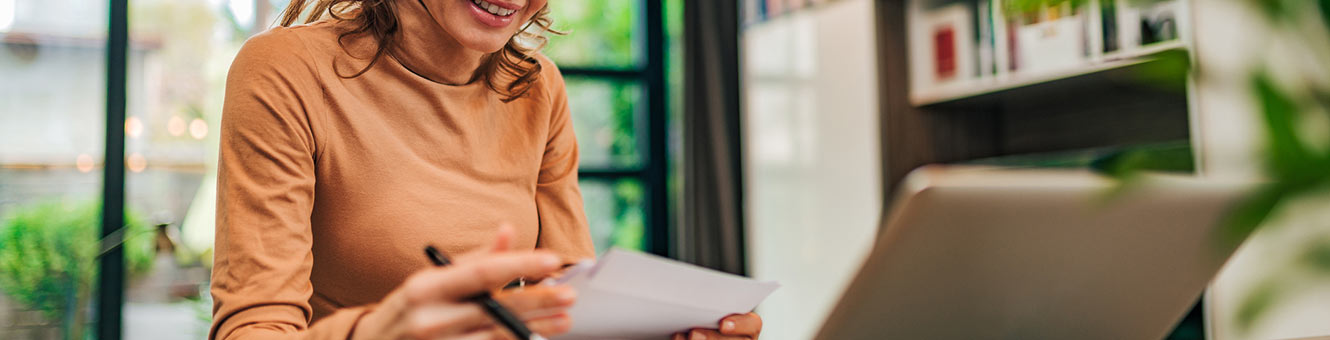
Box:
[813,166,1252,340]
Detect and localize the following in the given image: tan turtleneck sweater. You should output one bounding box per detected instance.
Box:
[210,18,595,340]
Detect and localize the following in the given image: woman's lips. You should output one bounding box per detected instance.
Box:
[467,0,518,28]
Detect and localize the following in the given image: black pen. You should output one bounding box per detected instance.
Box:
[424,246,548,340]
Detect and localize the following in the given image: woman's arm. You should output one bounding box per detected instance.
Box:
[211,27,335,340]
[532,56,597,262]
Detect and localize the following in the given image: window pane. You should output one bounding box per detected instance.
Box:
[567,77,643,169]
[0,0,106,338]
[544,0,641,68]
[122,0,249,337]
[579,178,645,254]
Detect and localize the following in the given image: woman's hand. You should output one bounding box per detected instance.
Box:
[351,225,577,340]
[672,312,763,340]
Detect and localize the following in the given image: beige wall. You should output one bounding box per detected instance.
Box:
[741,1,882,339]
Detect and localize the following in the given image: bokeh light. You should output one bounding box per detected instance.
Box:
[76,154,94,173]
[127,153,147,173]
[125,116,144,139]
[189,119,208,140]
[167,115,186,137]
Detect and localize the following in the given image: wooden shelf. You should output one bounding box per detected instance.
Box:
[910,40,1188,108]
[0,32,162,50]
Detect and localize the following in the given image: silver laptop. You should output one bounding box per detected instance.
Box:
[814,166,1253,340]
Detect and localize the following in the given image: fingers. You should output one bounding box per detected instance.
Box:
[675,314,762,340]
[403,304,491,339]
[525,312,573,336]
[405,251,563,304]
[448,314,573,340]
[448,328,516,340]
[492,285,578,320]
[678,328,750,340]
[719,313,762,337]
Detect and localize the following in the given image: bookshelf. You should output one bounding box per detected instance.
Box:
[906,0,1190,106]
[877,0,1196,191]
[876,0,1205,336]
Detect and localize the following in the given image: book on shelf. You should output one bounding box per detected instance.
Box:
[1100,0,1120,53]
[977,0,997,77]
[920,4,976,86]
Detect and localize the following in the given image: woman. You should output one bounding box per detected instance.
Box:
[209,0,762,339]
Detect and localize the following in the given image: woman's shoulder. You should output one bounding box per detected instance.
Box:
[230,20,359,80]
[247,20,356,54]
[527,52,567,102]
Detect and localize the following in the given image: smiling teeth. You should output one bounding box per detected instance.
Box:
[471,0,516,16]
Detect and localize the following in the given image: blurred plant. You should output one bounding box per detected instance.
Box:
[1003,0,1163,14]
[0,200,155,340]
[1219,0,1330,332]
[1004,0,1330,335]
[1004,0,1091,14]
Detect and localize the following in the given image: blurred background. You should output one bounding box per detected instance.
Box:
[0,0,683,338]
[3,0,1330,339]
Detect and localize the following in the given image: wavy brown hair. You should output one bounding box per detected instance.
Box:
[278,0,557,102]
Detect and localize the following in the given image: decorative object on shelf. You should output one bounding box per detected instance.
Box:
[1137,0,1177,45]
[1009,2,1089,74]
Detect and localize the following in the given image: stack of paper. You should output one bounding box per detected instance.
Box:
[550,249,780,340]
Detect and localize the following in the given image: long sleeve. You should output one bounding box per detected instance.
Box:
[533,56,597,262]
[210,28,369,340]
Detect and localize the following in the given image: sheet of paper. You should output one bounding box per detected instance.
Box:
[551,249,780,340]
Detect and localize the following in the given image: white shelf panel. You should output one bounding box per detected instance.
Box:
[910,40,1188,107]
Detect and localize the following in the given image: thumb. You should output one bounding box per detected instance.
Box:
[488,223,517,253]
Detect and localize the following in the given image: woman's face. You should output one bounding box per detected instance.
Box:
[426,0,548,53]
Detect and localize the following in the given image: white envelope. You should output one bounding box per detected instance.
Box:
[550,249,780,340]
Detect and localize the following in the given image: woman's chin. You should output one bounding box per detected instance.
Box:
[454,35,512,54]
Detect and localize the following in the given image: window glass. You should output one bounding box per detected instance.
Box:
[122,0,254,337]
[0,0,109,338]
[579,178,646,253]
[544,0,641,69]
[566,77,643,169]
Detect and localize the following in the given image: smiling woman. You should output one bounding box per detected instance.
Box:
[207,0,762,338]
[276,0,556,101]
[209,0,592,339]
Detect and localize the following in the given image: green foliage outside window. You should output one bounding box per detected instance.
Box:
[545,0,640,68]
[0,201,155,340]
